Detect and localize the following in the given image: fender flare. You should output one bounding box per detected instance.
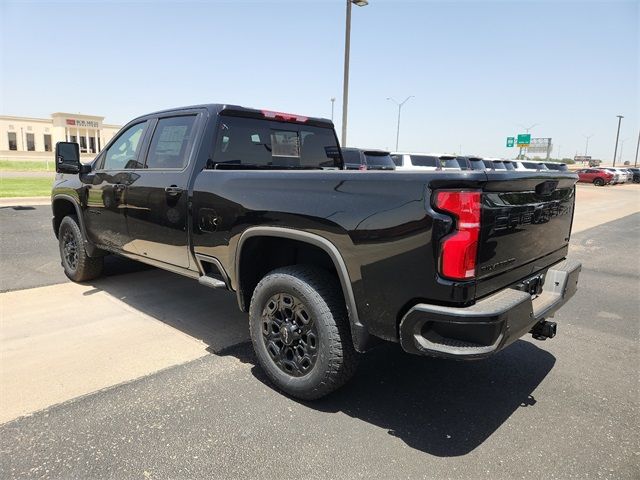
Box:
[52,194,102,257]
[234,226,371,352]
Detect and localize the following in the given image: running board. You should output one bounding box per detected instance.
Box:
[198,275,227,289]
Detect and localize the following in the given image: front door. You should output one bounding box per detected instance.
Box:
[84,121,149,252]
[125,113,201,269]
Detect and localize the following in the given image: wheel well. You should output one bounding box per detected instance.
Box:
[237,236,339,312]
[52,198,77,237]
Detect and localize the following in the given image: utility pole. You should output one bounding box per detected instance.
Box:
[612,115,623,166]
[583,134,594,156]
[387,96,414,151]
[330,97,335,122]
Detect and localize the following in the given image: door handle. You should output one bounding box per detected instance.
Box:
[165,186,183,197]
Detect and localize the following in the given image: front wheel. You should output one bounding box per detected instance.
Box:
[593,178,605,186]
[249,265,358,400]
[58,215,104,282]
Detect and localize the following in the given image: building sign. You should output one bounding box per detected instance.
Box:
[66,119,99,128]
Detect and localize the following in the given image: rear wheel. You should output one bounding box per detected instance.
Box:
[249,265,357,400]
[58,215,104,282]
[593,177,605,186]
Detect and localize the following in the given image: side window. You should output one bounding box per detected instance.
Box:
[103,122,147,170]
[391,154,403,166]
[145,115,197,169]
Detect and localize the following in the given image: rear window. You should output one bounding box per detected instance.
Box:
[390,154,403,166]
[409,155,438,167]
[440,158,460,169]
[341,149,362,168]
[492,161,507,170]
[470,159,485,170]
[213,116,341,169]
[364,152,395,169]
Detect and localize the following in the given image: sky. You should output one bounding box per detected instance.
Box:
[1,0,638,161]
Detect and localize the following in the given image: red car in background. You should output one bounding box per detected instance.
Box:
[575,168,614,186]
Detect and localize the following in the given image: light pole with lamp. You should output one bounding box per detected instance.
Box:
[341,0,369,146]
[387,95,414,151]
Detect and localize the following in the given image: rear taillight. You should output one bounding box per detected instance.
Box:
[434,190,481,280]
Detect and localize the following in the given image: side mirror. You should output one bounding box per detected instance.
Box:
[55,142,84,174]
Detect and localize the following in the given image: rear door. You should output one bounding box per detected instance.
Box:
[125,111,203,268]
[476,171,578,295]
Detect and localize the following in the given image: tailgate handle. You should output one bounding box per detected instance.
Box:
[535,180,559,196]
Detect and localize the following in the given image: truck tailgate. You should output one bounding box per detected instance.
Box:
[476,171,578,296]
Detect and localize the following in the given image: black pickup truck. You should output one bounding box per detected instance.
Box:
[52,104,581,399]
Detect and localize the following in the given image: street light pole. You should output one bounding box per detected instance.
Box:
[618,138,627,164]
[387,95,414,151]
[612,115,623,166]
[341,0,368,147]
[634,129,639,167]
[583,134,594,156]
[330,97,335,122]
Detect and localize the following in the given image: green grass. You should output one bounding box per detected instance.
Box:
[0,159,55,172]
[0,177,53,197]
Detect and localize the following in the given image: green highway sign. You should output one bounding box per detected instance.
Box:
[517,133,531,147]
[506,137,515,147]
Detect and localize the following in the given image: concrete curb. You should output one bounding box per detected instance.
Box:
[0,196,51,207]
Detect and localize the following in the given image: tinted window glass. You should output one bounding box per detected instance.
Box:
[145,116,196,169]
[44,134,52,152]
[214,116,341,169]
[26,133,35,151]
[364,153,395,169]
[409,155,438,167]
[492,161,506,170]
[391,154,403,166]
[503,161,515,170]
[341,149,362,168]
[440,158,460,168]
[8,132,17,150]
[522,162,537,169]
[103,122,147,170]
[483,160,493,169]
[470,159,485,170]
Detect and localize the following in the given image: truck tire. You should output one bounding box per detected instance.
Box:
[249,265,358,400]
[58,215,104,282]
[593,178,605,186]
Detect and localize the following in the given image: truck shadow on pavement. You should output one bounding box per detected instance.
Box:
[88,266,555,458]
[239,340,555,457]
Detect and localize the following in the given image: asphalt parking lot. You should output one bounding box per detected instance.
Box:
[0,185,638,479]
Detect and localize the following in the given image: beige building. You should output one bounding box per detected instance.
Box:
[0,113,122,161]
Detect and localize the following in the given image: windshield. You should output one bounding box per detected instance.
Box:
[364,152,395,169]
[409,155,438,167]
